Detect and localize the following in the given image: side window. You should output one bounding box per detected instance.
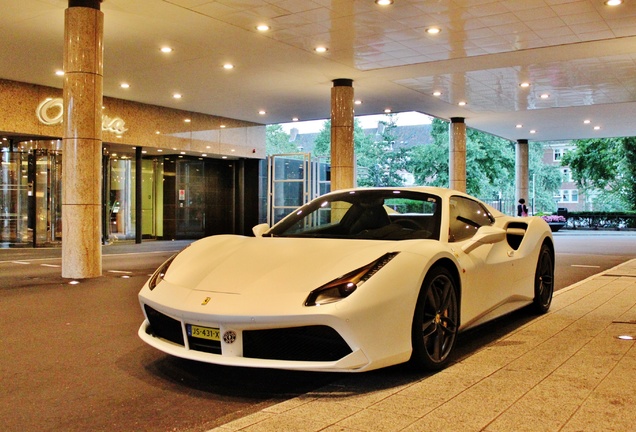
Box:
[449,196,494,242]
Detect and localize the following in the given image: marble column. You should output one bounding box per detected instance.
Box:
[516,139,530,213]
[330,79,355,192]
[449,117,467,192]
[62,0,103,278]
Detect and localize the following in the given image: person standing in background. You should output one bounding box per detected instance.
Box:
[517,198,528,217]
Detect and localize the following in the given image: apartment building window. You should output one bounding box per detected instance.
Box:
[554,148,562,161]
[558,189,579,203]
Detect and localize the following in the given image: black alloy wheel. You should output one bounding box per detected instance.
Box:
[533,243,554,314]
[409,266,459,371]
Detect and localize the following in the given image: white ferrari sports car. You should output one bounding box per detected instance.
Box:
[138,187,554,372]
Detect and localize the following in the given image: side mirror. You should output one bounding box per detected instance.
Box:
[252,223,270,237]
[461,226,506,254]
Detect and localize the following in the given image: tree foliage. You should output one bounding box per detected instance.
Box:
[411,118,516,199]
[265,124,298,155]
[561,137,636,211]
[312,117,412,187]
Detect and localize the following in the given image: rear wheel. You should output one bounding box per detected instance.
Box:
[409,266,459,371]
[533,243,554,314]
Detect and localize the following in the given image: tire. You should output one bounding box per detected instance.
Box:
[409,266,459,371]
[533,243,554,314]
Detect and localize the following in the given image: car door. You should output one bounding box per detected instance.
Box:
[447,196,520,329]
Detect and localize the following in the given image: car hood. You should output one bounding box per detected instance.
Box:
[161,235,406,295]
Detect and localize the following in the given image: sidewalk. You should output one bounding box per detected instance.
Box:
[210,259,636,432]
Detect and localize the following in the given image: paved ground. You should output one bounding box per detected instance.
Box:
[209,259,636,432]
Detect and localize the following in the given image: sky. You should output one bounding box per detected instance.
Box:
[279,111,433,134]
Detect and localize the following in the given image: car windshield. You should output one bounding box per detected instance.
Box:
[269,190,441,240]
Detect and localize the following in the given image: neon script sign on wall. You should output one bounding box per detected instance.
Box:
[36,98,128,135]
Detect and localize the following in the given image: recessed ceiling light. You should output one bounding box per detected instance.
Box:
[605,0,622,6]
[258,110,266,115]
[458,101,467,106]
[160,47,173,53]
[256,24,270,32]
[519,82,530,88]
[292,117,299,121]
[540,93,549,99]
[173,93,182,99]
[184,118,191,123]
[584,119,591,124]
[314,46,328,53]
[516,124,523,128]
[220,125,226,128]
[594,126,601,130]
[354,100,362,105]
[120,83,130,89]
[530,130,537,134]
[426,27,441,35]
[55,70,64,76]
[384,108,392,113]
[375,0,394,5]
[223,63,234,70]
[157,149,163,152]
[432,91,442,97]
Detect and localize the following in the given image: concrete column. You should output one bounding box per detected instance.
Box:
[516,139,530,213]
[330,78,355,192]
[449,117,467,192]
[62,0,103,278]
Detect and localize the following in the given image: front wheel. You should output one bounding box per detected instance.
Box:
[409,266,459,371]
[533,243,554,314]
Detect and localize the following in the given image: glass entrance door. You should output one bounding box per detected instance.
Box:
[0,151,29,245]
[33,150,62,246]
[268,153,311,225]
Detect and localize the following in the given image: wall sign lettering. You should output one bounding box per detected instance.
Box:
[36,97,128,135]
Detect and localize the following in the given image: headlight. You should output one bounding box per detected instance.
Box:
[304,252,399,306]
[148,253,178,290]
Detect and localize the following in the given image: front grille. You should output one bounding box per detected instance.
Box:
[243,325,352,362]
[144,304,184,346]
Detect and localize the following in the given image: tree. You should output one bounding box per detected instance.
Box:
[411,118,516,199]
[561,137,636,211]
[312,117,412,186]
[356,114,413,187]
[265,124,298,155]
[528,142,562,213]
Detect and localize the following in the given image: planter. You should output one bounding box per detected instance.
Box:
[548,222,565,232]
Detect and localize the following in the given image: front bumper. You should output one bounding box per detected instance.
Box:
[138,304,372,372]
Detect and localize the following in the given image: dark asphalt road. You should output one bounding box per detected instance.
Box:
[1,232,635,432]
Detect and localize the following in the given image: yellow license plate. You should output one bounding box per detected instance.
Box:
[188,325,220,341]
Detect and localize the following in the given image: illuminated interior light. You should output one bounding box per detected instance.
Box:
[314,46,328,53]
[256,24,270,31]
[426,27,441,35]
[160,47,173,53]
